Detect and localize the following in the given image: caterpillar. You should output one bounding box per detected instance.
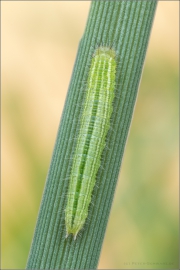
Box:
[65,46,116,240]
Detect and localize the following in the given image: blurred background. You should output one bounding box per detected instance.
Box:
[1,1,179,269]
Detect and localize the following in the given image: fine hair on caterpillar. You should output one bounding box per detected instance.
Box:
[62,197,100,234]
[55,183,101,242]
[65,46,117,240]
[53,146,109,245]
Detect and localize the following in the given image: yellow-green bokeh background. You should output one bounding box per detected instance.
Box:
[2,2,179,269]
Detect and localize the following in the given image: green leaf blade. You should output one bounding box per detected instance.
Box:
[26,1,157,269]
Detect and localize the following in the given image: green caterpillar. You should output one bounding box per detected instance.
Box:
[65,46,116,240]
